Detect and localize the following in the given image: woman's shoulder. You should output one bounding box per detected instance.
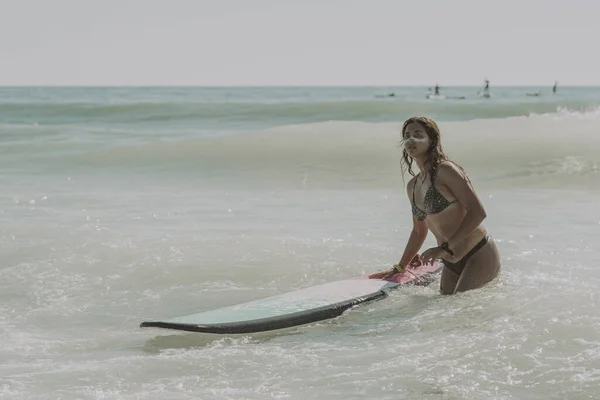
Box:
[437,160,469,182]
[438,160,466,174]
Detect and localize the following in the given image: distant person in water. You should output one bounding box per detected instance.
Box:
[483,78,490,97]
[553,81,558,94]
[434,84,440,96]
[370,116,501,294]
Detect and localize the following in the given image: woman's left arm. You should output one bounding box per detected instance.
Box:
[439,162,487,251]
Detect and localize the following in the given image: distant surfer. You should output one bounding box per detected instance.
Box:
[370,116,501,294]
[482,78,490,98]
[426,84,442,99]
[553,81,558,94]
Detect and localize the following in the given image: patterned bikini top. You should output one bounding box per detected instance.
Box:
[411,175,457,221]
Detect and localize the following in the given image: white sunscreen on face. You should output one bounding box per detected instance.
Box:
[404,135,429,144]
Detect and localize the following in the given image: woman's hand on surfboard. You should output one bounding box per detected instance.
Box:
[368,264,405,279]
[368,270,393,279]
[420,247,444,265]
[409,254,422,267]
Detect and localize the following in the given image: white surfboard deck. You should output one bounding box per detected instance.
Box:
[141,262,443,334]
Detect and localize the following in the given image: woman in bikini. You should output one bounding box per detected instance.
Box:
[371,116,501,294]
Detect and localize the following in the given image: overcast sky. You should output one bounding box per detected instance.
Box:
[1,0,599,86]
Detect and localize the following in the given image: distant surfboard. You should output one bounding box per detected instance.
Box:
[427,95,466,100]
[426,94,446,100]
[140,262,443,334]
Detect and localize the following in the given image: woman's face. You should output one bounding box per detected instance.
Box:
[402,122,430,158]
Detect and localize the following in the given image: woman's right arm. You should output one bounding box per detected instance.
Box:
[370,218,427,279]
[370,180,429,279]
[396,216,428,269]
[396,177,429,268]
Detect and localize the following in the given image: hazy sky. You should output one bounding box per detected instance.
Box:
[1,0,599,86]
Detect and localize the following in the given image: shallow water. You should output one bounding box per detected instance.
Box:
[1,87,599,399]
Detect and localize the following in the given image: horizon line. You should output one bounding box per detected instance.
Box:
[0,84,596,88]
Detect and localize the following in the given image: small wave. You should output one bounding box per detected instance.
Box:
[42,109,598,190]
[548,105,600,119]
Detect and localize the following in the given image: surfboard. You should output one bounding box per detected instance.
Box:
[140,261,443,334]
[426,94,446,100]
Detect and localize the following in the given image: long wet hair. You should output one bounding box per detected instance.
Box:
[400,116,455,185]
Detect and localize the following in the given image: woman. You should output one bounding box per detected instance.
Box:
[371,116,500,294]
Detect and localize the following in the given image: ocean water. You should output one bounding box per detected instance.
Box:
[1,86,599,399]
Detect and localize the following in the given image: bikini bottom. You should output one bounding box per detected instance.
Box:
[442,236,490,276]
